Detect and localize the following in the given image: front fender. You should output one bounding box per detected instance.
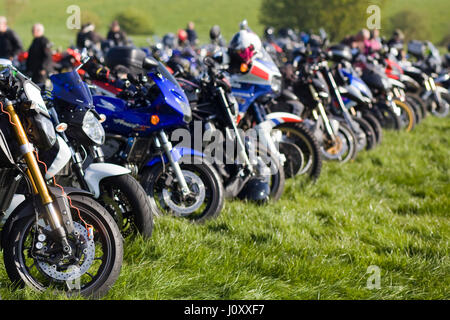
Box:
[84,163,131,198]
[264,112,303,128]
[0,187,93,250]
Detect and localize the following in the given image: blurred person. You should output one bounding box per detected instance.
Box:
[76,22,103,49]
[107,20,128,46]
[369,29,382,52]
[354,28,371,55]
[0,16,23,60]
[26,23,53,84]
[210,25,226,47]
[387,29,406,60]
[177,29,189,47]
[387,29,405,49]
[185,21,198,46]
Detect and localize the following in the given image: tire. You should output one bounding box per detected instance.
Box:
[405,94,423,124]
[320,121,357,163]
[393,99,416,132]
[3,195,123,299]
[372,103,402,130]
[100,174,154,238]
[273,122,322,181]
[428,91,450,118]
[407,92,428,120]
[353,116,377,151]
[141,155,224,223]
[362,112,383,146]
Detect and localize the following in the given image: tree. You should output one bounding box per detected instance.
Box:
[259,0,385,41]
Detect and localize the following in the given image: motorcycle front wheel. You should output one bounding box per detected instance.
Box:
[320,121,357,163]
[273,122,322,181]
[372,103,402,130]
[393,99,416,132]
[3,195,123,299]
[141,155,224,223]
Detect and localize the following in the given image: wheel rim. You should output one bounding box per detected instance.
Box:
[321,125,354,162]
[16,206,113,294]
[393,100,415,132]
[101,184,137,237]
[149,165,213,220]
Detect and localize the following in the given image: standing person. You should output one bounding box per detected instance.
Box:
[76,22,103,49]
[185,21,198,46]
[26,23,53,84]
[369,29,382,52]
[107,20,128,47]
[387,29,406,60]
[0,16,23,60]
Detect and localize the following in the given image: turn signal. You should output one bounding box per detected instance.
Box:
[240,63,249,73]
[150,115,160,125]
[55,123,68,132]
[99,114,107,123]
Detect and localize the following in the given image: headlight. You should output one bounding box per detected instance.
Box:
[32,114,57,150]
[271,76,282,94]
[82,111,105,145]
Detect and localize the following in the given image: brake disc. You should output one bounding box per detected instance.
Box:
[37,222,95,281]
[161,170,205,216]
[325,135,343,155]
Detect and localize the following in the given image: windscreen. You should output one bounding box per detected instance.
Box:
[50,70,93,108]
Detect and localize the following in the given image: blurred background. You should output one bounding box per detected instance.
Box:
[0,0,449,50]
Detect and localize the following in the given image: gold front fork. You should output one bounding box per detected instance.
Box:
[5,101,52,204]
[5,100,68,246]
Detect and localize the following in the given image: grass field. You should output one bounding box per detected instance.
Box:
[0,115,448,300]
[0,0,448,50]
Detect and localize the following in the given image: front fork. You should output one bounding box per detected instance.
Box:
[324,68,358,133]
[5,100,72,254]
[155,130,191,197]
[386,93,402,117]
[425,77,443,106]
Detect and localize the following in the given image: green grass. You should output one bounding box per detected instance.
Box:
[1,115,449,300]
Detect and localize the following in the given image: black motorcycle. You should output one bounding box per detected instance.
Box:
[0,63,122,298]
[178,56,285,202]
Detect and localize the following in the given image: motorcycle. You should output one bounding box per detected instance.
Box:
[45,51,154,237]
[178,56,285,202]
[403,40,449,117]
[283,47,358,163]
[224,41,322,180]
[91,47,225,222]
[0,61,123,298]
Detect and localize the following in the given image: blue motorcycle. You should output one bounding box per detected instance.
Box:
[90,48,224,222]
